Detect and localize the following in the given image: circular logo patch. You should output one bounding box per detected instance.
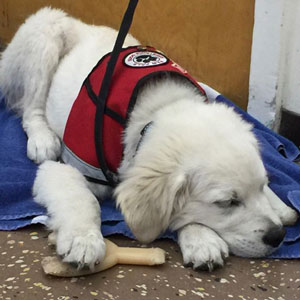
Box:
[124,51,168,68]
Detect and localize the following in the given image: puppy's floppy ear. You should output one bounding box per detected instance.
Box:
[115,166,188,243]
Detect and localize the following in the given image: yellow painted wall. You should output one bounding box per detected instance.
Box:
[0,0,255,109]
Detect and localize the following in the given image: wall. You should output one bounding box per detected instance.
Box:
[247,0,284,128]
[248,0,300,129]
[280,0,300,116]
[0,0,255,109]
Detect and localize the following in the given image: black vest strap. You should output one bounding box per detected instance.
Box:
[94,0,139,186]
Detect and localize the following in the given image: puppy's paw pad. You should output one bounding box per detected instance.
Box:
[194,261,223,272]
[179,227,229,272]
[27,129,61,163]
[181,242,228,272]
[56,229,106,269]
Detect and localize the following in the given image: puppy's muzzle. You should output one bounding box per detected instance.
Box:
[262,226,286,248]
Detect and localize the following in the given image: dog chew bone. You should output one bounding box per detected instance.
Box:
[42,239,166,277]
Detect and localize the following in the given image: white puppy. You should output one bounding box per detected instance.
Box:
[0,7,298,271]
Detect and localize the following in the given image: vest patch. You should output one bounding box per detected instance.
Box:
[124,51,168,68]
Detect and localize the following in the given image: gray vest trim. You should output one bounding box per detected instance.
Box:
[61,143,108,183]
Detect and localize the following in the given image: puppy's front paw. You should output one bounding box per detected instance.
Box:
[27,128,61,163]
[178,224,228,272]
[279,206,299,226]
[56,228,106,269]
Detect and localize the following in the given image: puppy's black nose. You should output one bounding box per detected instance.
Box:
[262,226,286,248]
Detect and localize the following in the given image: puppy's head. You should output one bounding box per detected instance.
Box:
[115,102,285,256]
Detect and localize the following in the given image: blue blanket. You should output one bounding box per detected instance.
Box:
[0,91,300,258]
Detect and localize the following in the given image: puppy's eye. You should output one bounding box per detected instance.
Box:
[214,198,240,209]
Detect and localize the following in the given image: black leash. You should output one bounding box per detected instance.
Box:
[134,121,153,155]
[97,0,139,101]
[94,0,139,185]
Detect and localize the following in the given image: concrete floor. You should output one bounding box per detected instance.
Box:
[0,225,300,300]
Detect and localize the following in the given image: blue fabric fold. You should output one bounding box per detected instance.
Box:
[0,98,46,221]
[0,91,300,258]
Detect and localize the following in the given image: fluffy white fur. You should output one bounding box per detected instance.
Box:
[33,161,106,269]
[0,7,298,271]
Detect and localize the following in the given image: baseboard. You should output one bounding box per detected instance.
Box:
[278,108,300,147]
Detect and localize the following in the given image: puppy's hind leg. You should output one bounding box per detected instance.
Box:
[0,8,78,163]
[264,185,298,226]
[33,161,106,269]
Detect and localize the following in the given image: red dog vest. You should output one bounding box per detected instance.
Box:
[61,46,207,186]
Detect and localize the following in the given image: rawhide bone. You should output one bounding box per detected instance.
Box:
[42,238,166,277]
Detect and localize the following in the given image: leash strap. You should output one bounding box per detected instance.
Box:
[95,0,139,185]
[97,0,139,101]
[134,121,154,155]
